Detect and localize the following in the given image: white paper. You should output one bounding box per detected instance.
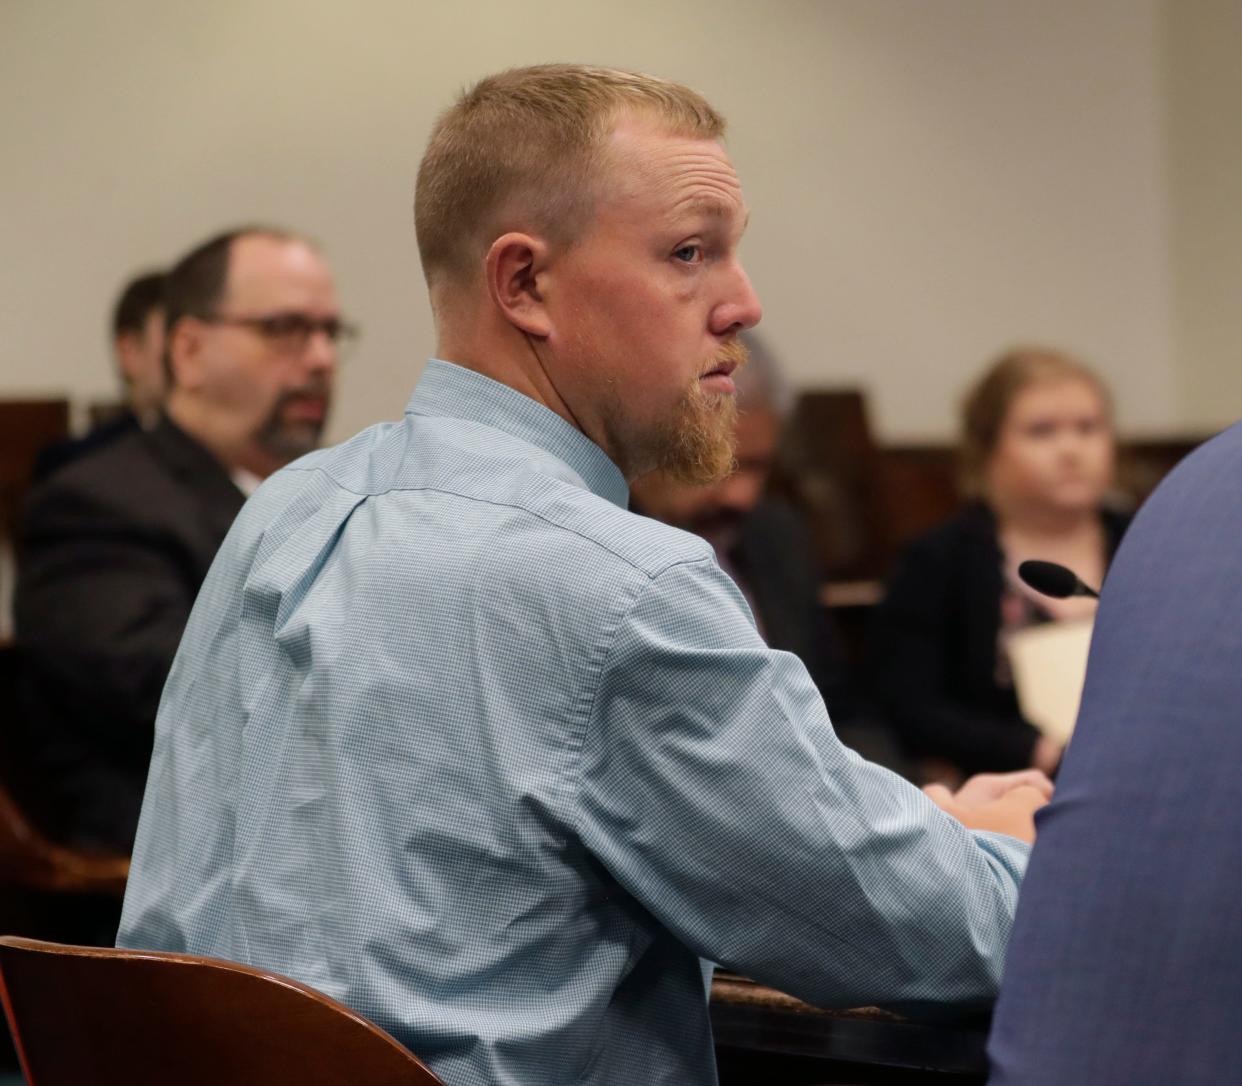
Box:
[1006,618,1094,744]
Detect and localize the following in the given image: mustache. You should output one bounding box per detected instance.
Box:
[276,378,332,408]
[701,338,750,377]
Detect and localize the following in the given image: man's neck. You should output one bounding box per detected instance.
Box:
[435,328,584,439]
[165,396,278,480]
[433,291,629,474]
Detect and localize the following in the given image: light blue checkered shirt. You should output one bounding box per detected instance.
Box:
[119,359,1028,1086]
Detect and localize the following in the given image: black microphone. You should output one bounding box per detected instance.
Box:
[1017,559,1100,600]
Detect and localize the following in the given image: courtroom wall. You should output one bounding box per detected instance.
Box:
[0,0,1203,443]
[1163,0,1242,435]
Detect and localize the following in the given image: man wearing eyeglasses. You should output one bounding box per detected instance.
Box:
[13,225,349,858]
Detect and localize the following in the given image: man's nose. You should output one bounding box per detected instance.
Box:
[710,262,763,336]
[301,328,338,375]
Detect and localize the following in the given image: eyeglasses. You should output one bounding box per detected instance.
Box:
[199,312,360,357]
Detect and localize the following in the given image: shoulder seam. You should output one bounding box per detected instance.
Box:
[281,463,711,579]
[564,553,719,833]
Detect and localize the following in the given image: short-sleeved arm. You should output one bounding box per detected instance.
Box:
[577,556,1027,1013]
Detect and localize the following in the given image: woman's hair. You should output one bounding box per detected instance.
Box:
[959,346,1113,497]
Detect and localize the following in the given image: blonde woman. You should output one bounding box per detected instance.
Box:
[868,348,1128,780]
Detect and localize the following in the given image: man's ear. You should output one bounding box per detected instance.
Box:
[166,318,205,391]
[114,331,141,384]
[485,233,553,338]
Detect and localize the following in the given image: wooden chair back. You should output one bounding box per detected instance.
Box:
[0,786,129,897]
[0,936,445,1085]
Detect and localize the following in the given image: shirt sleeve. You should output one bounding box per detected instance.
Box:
[575,555,1028,1013]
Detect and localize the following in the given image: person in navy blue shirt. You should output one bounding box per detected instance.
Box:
[989,420,1242,1084]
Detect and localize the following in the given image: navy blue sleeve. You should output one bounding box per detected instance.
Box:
[988,422,1242,1084]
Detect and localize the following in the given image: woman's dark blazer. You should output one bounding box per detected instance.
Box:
[866,502,1130,775]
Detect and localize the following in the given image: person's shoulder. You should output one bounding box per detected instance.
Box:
[31,412,138,482]
[1114,421,1242,551]
[1155,421,1242,496]
[537,485,715,578]
[227,428,719,640]
[311,416,715,580]
[899,503,996,566]
[424,464,716,588]
[22,421,243,554]
[24,425,163,516]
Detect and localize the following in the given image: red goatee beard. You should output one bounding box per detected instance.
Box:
[657,338,750,485]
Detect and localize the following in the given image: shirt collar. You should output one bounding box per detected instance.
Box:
[405,358,630,509]
[230,467,264,497]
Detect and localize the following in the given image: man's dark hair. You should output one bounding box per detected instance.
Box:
[112,270,167,338]
[162,225,305,383]
[164,226,304,333]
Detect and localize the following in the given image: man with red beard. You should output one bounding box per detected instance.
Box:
[15,226,345,855]
[120,69,1046,1086]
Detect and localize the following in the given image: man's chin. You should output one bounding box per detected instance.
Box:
[260,423,325,464]
[699,389,735,411]
[660,433,735,486]
[657,394,737,485]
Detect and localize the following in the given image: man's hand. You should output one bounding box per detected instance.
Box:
[941,769,1054,807]
[1031,736,1063,775]
[923,769,1054,844]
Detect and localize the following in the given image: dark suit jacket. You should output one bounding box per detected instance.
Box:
[13,416,245,852]
[31,409,141,483]
[866,502,1129,775]
[988,422,1242,1084]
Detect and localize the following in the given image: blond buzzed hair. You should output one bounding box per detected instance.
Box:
[414,64,726,289]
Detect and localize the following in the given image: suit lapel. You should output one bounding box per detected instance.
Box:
[144,416,246,564]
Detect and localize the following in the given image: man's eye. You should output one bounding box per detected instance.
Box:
[673,245,702,264]
[264,316,309,337]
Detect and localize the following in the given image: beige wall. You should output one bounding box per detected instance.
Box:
[1164,0,1242,433]
[0,0,1221,444]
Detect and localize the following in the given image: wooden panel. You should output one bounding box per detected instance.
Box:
[780,389,1210,582]
[872,436,1208,557]
[0,400,70,538]
[775,390,887,579]
[874,445,960,558]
